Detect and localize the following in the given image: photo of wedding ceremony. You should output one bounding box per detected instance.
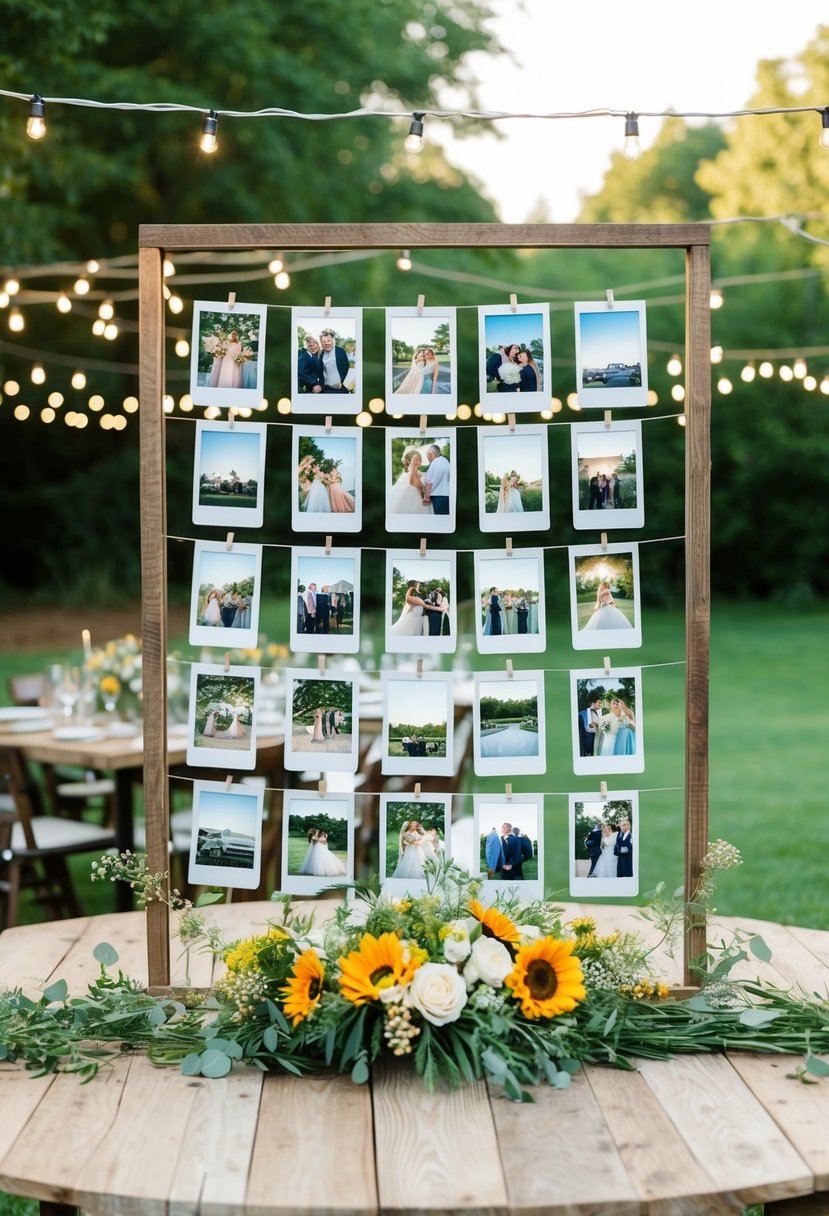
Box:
[381,797,448,886]
[571,421,643,529]
[477,425,548,530]
[283,674,357,772]
[189,541,260,648]
[569,545,641,650]
[282,796,352,893]
[386,307,456,407]
[190,301,266,408]
[291,550,359,654]
[473,673,545,775]
[477,800,540,884]
[192,420,266,526]
[474,551,545,653]
[479,303,549,408]
[386,431,454,532]
[574,301,647,407]
[293,428,361,531]
[386,552,455,653]
[571,795,637,881]
[187,666,258,769]
[292,310,359,407]
[190,785,260,875]
[572,669,643,776]
[382,674,453,775]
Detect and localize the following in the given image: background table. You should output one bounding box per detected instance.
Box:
[2,902,829,1215]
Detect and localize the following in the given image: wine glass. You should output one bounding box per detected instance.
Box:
[50,664,81,720]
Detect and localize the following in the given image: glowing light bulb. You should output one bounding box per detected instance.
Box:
[168,295,184,315]
[31,364,46,385]
[623,113,641,160]
[199,110,219,154]
[40,407,55,423]
[88,395,104,411]
[779,365,794,382]
[56,293,72,313]
[646,390,659,405]
[396,250,413,271]
[163,259,175,278]
[759,361,774,379]
[47,391,63,407]
[5,279,20,296]
[268,256,284,274]
[404,113,425,153]
[71,372,86,390]
[26,96,46,140]
[710,288,724,309]
[103,323,119,341]
[740,363,756,383]
[804,375,817,391]
[175,339,190,358]
[74,277,90,295]
[123,397,139,413]
[671,384,686,402]
[793,357,807,379]
[710,345,723,364]
[179,394,193,411]
[86,260,100,274]
[274,271,290,290]
[717,377,733,395]
[368,398,385,414]
[98,300,114,320]
[666,354,682,376]
[0,292,8,309]
[8,309,24,332]
[13,404,30,421]
[92,319,106,336]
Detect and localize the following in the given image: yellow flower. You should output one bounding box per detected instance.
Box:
[569,917,597,936]
[100,675,121,696]
[505,937,587,1019]
[338,932,421,1005]
[281,949,325,1026]
[468,899,520,945]
[224,927,288,972]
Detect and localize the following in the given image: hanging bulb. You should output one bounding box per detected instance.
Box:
[666,354,682,377]
[31,364,46,385]
[396,250,413,271]
[8,309,24,332]
[74,276,90,295]
[820,108,829,151]
[26,95,46,140]
[740,363,756,383]
[5,279,20,296]
[174,339,190,358]
[274,270,291,290]
[758,361,774,379]
[623,112,641,160]
[793,357,807,379]
[56,293,72,313]
[162,258,175,278]
[92,319,106,336]
[167,294,184,314]
[98,299,114,321]
[86,260,100,274]
[710,345,723,364]
[199,110,219,154]
[710,288,724,309]
[268,255,284,274]
[71,371,87,390]
[404,113,425,153]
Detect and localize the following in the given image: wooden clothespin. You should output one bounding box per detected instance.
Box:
[603,655,611,676]
[318,779,327,797]
[419,414,427,436]
[224,652,231,673]
[416,659,423,679]
[226,531,234,551]
[508,413,516,432]
[227,291,237,311]
[606,289,614,309]
[324,296,332,315]
[416,294,425,315]
[505,783,513,801]
[505,537,513,557]
[604,410,612,430]
[505,659,514,679]
[225,775,234,791]
[325,535,332,555]
[228,407,236,429]
[325,415,333,434]
[509,293,518,313]
[600,532,608,551]
[600,781,608,800]
[225,888,235,905]
[413,782,421,800]
[318,654,327,675]
[419,537,427,558]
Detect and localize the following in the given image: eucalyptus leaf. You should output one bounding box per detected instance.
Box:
[351,1056,370,1085]
[603,1009,618,1036]
[181,1053,203,1076]
[685,994,716,1012]
[749,935,773,963]
[43,979,68,1004]
[481,1048,507,1080]
[805,1055,829,1078]
[93,943,119,967]
[147,1005,168,1027]
[552,1070,572,1089]
[738,1008,782,1028]
[559,1057,582,1075]
[200,1049,232,1078]
[262,1026,279,1053]
[324,1028,336,1066]
[195,891,225,906]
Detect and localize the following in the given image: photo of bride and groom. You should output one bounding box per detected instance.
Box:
[479,304,549,410]
[386,554,455,654]
[187,666,258,771]
[478,426,549,532]
[284,801,351,889]
[191,301,266,407]
[475,797,541,890]
[386,432,454,531]
[382,798,448,886]
[386,308,456,408]
[293,430,360,530]
[190,542,261,649]
[291,550,360,655]
[569,545,641,651]
[571,421,644,531]
[284,674,357,773]
[474,551,545,653]
[293,312,360,410]
[570,795,638,893]
[572,670,644,775]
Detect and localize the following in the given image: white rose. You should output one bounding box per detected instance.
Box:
[379,983,404,1005]
[406,963,467,1026]
[519,924,542,944]
[442,921,471,964]
[463,936,513,989]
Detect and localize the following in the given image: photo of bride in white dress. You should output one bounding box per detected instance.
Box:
[388,448,434,516]
[382,798,448,887]
[570,544,641,650]
[386,553,456,654]
[298,828,348,877]
[583,586,634,631]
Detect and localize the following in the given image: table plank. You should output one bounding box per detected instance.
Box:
[0,916,89,996]
[489,1072,639,1215]
[707,918,829,992]
[0,1069,56,1164]
[372,1059,507,1216]
[246,1073,378,1215]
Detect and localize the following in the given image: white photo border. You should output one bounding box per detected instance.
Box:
[189,301,267,409]
[187,779,264,891]
[476,424,550,534]
[290,546,361,655]
[189,540,263,650]
[381,672,455,778]
[280,790,355,895]
[570,419,644,530]
[186,662,260,771]
[385,549,457,656]
[568,541,642,652]
[379,792,452,896]
[478,303,552,413]
[473,792,544,902]
[290,307,362,416]
[384,306,458,414]
[568,790,639,898]
[192,419,267,529]
[574,299,648,408]
[291,424,363,534]
[384,427,457,536]
[473,548,546,655]
[282,669,359,774]
[570,666,644,776]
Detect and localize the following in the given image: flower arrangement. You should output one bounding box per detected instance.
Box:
[498,362,521,385]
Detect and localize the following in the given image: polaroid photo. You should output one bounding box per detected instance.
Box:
[281,790,354,895]
[189,540,262,650]
[291,424,362,534]
[385,549,456,656]
[385,428,456,535]
[283,669,359,774]
[474,549,546,655]
[190,301,267,409]
[187,779,264,891]
[385,307,457,413]
[474,793,544,901]
[477,425,550,534]
[478,303,551,413]
[192,420,267,529]
[571,667,644,776]
[187,662,260,771]
[574,300,648,408]
[290,546,361,655]
[569,790,639,898]
[380,793,451,894]
[568,542,642,651]
[571,420,644,530]
[473,670,546,776]
[290,308,362,415]
[381,672,454,778]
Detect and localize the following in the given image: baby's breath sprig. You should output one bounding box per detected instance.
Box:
[90,852,191,912]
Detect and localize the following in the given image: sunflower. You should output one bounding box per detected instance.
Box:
[505,937,587,1019]
[337,932,422,1005]
[468,898,520,946]
[281,949,325,1026]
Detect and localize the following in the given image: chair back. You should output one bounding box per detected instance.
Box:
[7,673,48,707]
[0,746,41,849]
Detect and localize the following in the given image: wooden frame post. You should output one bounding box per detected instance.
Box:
[138,223,711,989]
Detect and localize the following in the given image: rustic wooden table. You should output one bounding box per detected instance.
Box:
[2,902,829,1215]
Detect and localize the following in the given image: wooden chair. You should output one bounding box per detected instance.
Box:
[0,745,117,928]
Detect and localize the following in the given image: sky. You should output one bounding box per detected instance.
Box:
[198,428,261,481]
[481,430,544,480]
[438,3,827,222]
[197,548,257,590]
[387,678,448,726]
[196,789,259,836]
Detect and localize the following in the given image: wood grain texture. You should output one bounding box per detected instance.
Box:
[139,222,711,251]
[138,243,171,987]
[246,1073,377,1215]
[683,243,712,985]
[372,1058,507,1216]
[0,916,85,996]
[0,1070,56,1165]
[490,1073,639,1215]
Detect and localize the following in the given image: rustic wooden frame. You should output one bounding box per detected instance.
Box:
[138,223,711,988]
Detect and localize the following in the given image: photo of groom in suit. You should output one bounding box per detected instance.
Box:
[614,817,633,877]
[584,822,602,876]
[319,328,351,394]
[578,693,604,757]
[484,824,507,878]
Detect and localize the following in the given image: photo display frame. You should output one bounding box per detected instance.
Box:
[190,300,267,409]
[477,424,550,533]
[291,424,363,534]
[379,792,451,895]
[473,792,544,901]
[478,303,551,413]
[569,790,639,898]
[192,419,267,529]
[574,300,648,408]
[290,307,362,414]
[188,778,264,891]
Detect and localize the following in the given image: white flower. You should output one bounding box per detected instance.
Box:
[379,983,405,1005]
[498,362,521,384]
[463,936,513,989]
[406,963,467,1026]
[442,921,471,964]
[346,901,371,927]
[518,924,542,944]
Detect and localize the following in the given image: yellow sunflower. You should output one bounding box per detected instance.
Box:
[281,949,325,1026]
[468,898,520,945]
[505,936,587,1019]
[337,932,421,1005]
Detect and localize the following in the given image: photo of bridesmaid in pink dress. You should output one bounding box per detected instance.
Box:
[190,301,267,408]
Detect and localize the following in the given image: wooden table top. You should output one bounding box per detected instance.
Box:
[2,903,829,1215]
